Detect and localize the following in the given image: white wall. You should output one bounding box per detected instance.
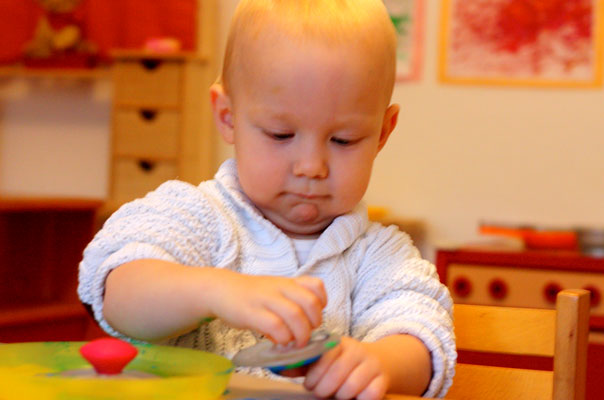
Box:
[0,78,111,199]
[363,1,604,258]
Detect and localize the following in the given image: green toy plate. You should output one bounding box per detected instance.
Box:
[0,341,233,400]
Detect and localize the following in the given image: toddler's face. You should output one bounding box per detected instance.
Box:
[223,38,397,236]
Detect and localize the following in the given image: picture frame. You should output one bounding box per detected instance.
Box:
[438,0,604,88]
[384,0,425,81]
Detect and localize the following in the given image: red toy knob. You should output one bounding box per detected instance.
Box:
[80,338,138,375]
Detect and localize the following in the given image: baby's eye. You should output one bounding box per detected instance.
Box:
[331,137,352,146]
[265,131,294,140]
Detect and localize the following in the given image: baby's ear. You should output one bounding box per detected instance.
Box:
[377,104,400,153]
[210,83,235,144]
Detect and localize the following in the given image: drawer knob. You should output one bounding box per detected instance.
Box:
[452,276,472,297]
[488,279,508,300]
[543,282,562,304]
[583,285,601,307]
[138,160,156,172]
[141,58,162,70]
[139,109,158,121]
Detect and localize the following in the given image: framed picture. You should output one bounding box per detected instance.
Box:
[384,0,425,81]
[439,0,604,87]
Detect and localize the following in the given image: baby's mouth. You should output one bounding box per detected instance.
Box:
[291,192,328,200]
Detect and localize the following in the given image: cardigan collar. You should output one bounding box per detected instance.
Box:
[214,159,370,267]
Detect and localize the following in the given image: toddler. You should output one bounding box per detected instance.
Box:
[78,0,456,398]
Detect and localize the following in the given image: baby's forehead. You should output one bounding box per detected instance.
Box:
[222,0,396,101]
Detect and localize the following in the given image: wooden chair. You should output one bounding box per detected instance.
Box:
[446,289,590,400]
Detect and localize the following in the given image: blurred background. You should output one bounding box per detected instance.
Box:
[1,0,603,260]
[1,1,603,397]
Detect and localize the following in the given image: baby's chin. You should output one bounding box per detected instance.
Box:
[265,206,334,237]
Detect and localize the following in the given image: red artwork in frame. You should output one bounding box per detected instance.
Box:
[439,0,604,87]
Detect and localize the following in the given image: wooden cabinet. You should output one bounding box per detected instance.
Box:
[105,1,219,211]
[0,199,105,342]
[107,50,217,210]
[436,248,604,400]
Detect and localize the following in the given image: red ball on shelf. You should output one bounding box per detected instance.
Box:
[79,338,138,375]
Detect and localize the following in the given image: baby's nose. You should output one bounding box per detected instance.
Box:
[292,150,328,179]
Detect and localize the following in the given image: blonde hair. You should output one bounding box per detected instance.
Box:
[220,0,397,102]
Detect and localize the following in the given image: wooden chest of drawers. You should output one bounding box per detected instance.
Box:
[107,50,217,211]
[436,248,604,400]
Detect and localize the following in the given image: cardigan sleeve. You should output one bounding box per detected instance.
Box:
[77,180,237,338]
[350,224,456,398]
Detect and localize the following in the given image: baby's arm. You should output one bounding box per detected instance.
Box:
[104,258,326,345]
[346,225,456,398]
[303,334,431,399]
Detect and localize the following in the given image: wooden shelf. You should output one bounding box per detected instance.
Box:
[0,66,110,79]
[111,49,207,62]
[0,197,103,211]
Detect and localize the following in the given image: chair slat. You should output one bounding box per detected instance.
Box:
[449,289,590,400]
[447,364,553,400]
[454,304,556,356]
[553,289,590,400]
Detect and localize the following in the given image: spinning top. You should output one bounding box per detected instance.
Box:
[79,338,138,375]
[233,330,340,373]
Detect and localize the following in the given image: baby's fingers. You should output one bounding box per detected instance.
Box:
[284,284,325,329]
[334,359,383,399]
[253,309,294,345]
[295,276,327,307]
[356,375,388,400]
[304,344,342,390]
[265,300,312,346]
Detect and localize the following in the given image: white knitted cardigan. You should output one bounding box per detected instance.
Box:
[78,159,456,397]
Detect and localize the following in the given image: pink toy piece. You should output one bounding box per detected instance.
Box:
[79,338,138,375]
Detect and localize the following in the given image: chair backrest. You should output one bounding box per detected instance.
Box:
[447,289,590,400]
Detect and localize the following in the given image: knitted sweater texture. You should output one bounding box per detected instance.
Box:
[78,159,456,397]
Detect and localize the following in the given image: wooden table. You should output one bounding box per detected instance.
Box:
[225,373,427,400]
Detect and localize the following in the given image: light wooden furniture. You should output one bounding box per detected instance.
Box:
[436,249,604,399]
[0,198,105,342]
[447,289,590,400]
[225,373,432,400]
[106,0,219,211]
[0,66,110,79]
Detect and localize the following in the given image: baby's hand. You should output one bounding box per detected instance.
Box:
[207,270,326,347]
[303,337,389,400]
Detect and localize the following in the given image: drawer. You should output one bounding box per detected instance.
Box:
[113,59,182,107]
[447,263,604,317]
[114,109,180,158]
[112,159,178,204]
